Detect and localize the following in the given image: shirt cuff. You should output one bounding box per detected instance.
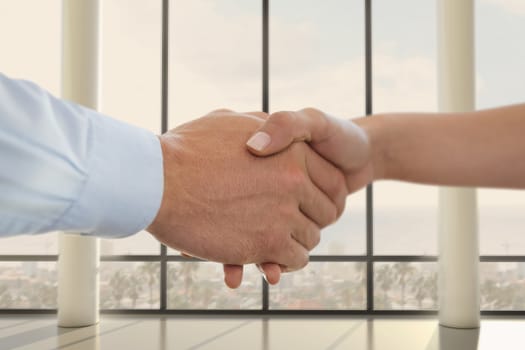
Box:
[58,108,164,238]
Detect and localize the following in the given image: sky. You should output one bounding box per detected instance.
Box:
[0,0,524,255]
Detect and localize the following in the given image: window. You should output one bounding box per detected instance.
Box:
[0,0,61,310]
[476,0,525,256]
[1,0,524,316]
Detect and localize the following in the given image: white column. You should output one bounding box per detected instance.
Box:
[58,0,100,328]
[437,0,480,328]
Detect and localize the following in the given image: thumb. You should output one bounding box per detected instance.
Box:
[246,109,322,156]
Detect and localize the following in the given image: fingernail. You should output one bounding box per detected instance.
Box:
[246,131,271,151]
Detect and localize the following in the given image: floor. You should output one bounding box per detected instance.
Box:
[0,316,523,350]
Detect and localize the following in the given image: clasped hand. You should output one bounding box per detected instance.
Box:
[147,108,372,288]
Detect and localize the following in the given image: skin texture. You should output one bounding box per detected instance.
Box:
[231,104,525,287]
[146,110,347,287]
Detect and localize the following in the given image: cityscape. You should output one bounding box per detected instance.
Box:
[1,256,524,311]
[1,202,524,311]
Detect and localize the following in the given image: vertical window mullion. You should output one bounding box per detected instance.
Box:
[365,0,374,313]
[160,0,170,311]
[261,0,270,311]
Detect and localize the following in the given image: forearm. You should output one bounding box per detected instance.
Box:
[358,104,525,188]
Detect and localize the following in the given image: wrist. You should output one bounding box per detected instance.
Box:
[147,134,176,236]
[354,114,389,181]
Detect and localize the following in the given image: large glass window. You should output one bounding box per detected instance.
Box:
[372,0,438,256]
[476,0,525,256]
[1,0,524,315]
[271,0,366,257]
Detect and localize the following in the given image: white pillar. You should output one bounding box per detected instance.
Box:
[437,0,480,328]
[58,0,100,328]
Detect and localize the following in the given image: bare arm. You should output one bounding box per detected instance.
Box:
[362,103,525,188]
[239,103,525,287]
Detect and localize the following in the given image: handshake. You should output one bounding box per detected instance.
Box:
[147,107,376,288]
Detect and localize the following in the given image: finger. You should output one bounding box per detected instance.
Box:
[290,210,322,251]
[245,108,330,155]
[268,232,310,272]
[181,251,194,258]
[223,264,243,289]
[257,263,282,285]
[296,161,340,227]
[208,108,236,115]
[303,146,348,218]
[242,111,269,120]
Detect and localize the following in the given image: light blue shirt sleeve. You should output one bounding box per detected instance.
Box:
[0,73,164,238]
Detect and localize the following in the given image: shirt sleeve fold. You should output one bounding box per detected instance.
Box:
[0,73,164,238]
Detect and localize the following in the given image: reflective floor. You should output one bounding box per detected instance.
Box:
[0,316,523,350]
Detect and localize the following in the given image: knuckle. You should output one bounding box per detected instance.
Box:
[308,227,321,250]
[298,253,309,269]
[324,205,338,226]
[301,107,322,116]
[268,111,294,128]
[263,229,284,256]
[317,196,339,226]
[209,108,234,114]
[332,171,347,194]
[325,172,347,218]
[283,164,307,192]
[335,195,346,219]
[301,107,329,134]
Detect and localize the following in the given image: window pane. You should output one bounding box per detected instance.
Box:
[167,262,261,310]
[0,0,61,93]
[374,262,437,310]
[100,262,160,309]
[373,0,438,256]
[101,0,161,133]
[270,262,366,310]
[0,262,57,309]
[271,0,365,116]
[272,0,366,256]
[169,0,261,127]
[374,183,438,256]
[313,190,366,255]
[479,191,525,255]
[0,0,61,255]
[481,262,525,311]
[100,232,160,256]
[476,1,525,255]
[0,234,58,255]
[99,0,162,255]
[476,1,525,109]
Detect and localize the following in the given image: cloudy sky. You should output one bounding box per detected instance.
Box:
[0,0,524,255]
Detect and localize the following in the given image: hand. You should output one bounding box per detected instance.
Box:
[248,108,374,193]
[243,108,375,284]
[146,109,347,287]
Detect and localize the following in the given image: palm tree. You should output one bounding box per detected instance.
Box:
[139,262,159,307]
[344,263,365,307]
[393,262,415,308]
[411,276,427,308]
[127,274,143,308]
[425,272,438,309]
[0,285,13,308]
[38,284,57,308]
[109,270,129,308]
[180,263,199,298]
[496,283,518,310]
[376,264,394,309]
[481,279,498,310]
